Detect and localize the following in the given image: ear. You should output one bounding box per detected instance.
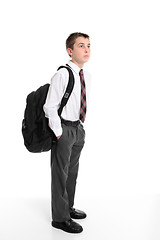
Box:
[67,48,73,57]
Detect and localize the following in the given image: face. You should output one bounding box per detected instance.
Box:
[67,37,90,68]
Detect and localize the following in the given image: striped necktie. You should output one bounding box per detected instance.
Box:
[79,69,87,122]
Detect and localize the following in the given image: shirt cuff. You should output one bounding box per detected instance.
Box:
[54,127,63,137]
[48,118,62,137]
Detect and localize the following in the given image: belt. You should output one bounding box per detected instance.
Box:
[61,118,80,127]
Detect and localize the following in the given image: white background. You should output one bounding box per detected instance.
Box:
[0,0,160,239]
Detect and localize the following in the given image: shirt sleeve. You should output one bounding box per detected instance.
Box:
[43,70,68,137]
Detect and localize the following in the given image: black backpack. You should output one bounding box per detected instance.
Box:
[22,65,75,153]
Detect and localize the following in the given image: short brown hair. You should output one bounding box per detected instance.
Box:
[66,32,89,50]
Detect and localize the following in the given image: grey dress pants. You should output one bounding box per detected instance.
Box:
[51,122,85,222]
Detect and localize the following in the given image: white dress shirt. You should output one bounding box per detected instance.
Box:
[43,61,91,136]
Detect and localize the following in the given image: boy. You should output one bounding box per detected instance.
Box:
[43,32,91,233]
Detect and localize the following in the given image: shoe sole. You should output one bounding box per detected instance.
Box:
[70,215,87,219]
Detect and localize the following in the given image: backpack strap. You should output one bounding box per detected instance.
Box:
[57,65,75,116]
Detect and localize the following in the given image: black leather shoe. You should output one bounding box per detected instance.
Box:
[70,208,87,219]
[52,219,83,233]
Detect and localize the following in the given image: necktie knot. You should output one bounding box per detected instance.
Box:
[79,69,84,79]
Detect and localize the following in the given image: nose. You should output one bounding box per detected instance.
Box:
[85,47,89,53]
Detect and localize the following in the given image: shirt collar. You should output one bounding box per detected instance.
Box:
[67,60,82,74]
